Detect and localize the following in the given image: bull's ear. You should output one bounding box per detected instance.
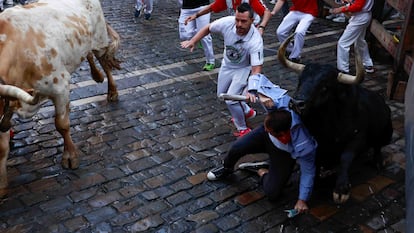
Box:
[277,33,305,73]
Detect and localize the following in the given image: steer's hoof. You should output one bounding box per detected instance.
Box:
[0,188,7,198]
[61,157,80,170]
[0,182,8,198]
[333,191,350,204]
[107,92,119,102]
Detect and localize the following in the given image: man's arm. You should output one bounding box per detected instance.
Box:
[251,65,262,76]
[184,3,213,25]
[330,0,366,14]
[271,0,287,15]
[257,9,272,35]
[296,151,316,212]
[180,24,211,51]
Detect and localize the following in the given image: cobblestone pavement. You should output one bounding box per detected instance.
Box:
[0,0,407,232]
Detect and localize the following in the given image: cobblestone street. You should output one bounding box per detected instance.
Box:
[0,0,407,232]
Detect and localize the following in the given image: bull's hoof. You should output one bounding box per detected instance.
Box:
[107,92,119,102]
[0,182,8,198]
[61,156,80,169]
[333,191,350,204]
[0,188,7,199]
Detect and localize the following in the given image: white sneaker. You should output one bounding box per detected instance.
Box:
[325,14,337,20]
[238,161,270,173]
[332,16,346,23]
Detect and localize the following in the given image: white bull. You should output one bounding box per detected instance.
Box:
[0,0,121,192]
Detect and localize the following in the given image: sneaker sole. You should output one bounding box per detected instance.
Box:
[238,161,269,169]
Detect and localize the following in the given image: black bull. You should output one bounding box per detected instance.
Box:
[278,34,393,203]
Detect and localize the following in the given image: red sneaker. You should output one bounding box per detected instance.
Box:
[233,128,252,138]
[231,108,256,123]
[245,108,256,120]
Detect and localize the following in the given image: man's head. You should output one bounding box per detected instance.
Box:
[235,3,254,36]
[264,109,292,144]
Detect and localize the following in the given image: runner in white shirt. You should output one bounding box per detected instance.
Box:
[181,3,264,137]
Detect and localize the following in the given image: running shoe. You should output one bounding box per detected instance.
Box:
[238,161,270,173]
[233,128,252,137]
[203,63,215,71]
[207,167,232,181]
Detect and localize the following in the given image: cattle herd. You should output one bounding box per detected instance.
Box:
[0,0,393,205]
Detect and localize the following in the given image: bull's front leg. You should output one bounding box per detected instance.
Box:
[0,131,10,195]
[53,98,79,170]
[333,150,354,204]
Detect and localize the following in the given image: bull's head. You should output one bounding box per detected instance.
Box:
[278,33,364,115]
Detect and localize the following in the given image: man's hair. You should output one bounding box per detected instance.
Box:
[237,2,254,18]
[264,109,292,133]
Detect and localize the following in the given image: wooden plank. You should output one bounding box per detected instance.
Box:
[370,19,398,58]
[405,55,413,75]
[386,0,411,15]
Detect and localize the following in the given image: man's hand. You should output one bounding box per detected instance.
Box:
[294,199,309,213]
[330,7,342,14]
[184,14,196,25]
[246,92,257,103]
[258,93,274,108]
[181,40,195,52]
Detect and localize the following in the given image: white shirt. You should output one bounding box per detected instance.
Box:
[209,16,264,69]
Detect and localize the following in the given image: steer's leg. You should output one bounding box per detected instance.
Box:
[87,52,105,83]
[95,54,118,102]
[93,23,121,102]
[53,95,79,170]
[0,131,10,192]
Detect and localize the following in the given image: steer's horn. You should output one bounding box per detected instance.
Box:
[337,47,365,84]
[277,33,305,73]
[0,85,40,104]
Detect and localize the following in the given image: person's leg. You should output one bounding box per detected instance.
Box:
[144,0,153,19]
[178,8,197,40]
[289,13,314,60]
[207,125,268,180]
[146,0,153,13]
[224,68,251,131]
[198,25,215,65]
[354,15,374,68]
[136,0,143,11]
[135,0,143,17]
[195,6,215,67]
[223,125,268,169]
[277,12,299,53]
[337,18,360,73]
[261,143,296,200]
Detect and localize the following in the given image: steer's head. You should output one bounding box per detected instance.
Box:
[278,33,364,117]
[0,80,40,132]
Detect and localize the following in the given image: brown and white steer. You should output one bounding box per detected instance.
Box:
[0,0,121,191]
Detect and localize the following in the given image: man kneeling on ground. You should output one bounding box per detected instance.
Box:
[207,74,318,213]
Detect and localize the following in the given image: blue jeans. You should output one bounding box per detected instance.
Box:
[223,125,295,200]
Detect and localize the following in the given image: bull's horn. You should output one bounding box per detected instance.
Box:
[0,85,39,104]
[337,47,365,84]
[277,33,305,73]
